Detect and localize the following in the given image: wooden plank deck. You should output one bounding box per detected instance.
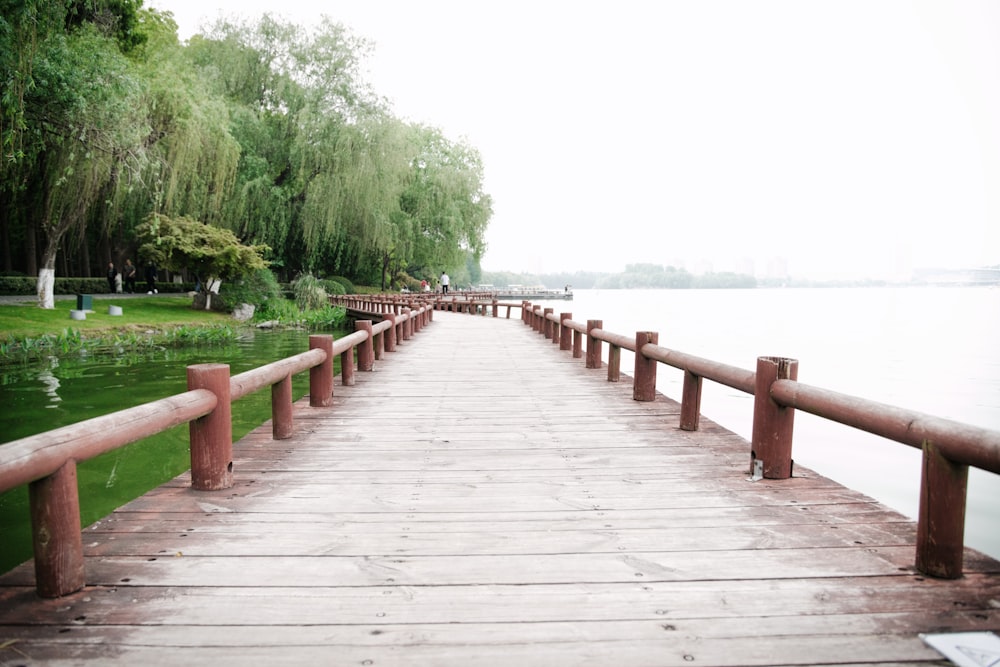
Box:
[1,311,998,665]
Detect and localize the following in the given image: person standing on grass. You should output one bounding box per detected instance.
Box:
[145,263,158,294]
[106,262,117,293]
[123,259,137,293]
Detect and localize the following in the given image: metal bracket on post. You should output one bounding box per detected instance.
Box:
[748,459,764,482]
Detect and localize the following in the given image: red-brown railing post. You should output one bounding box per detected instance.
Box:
[356,320,374,371]
[915,440,968,579]
[573,328,583,359]
[187,363,233,491]
[750,356,798,479]
[309,334,334,406]
[680,370,703,431]
[608,343,621,382]
[586,320,603,369]
[543,308,554,338]
[272,374,293,439]
[633,331,658,400]
[521,301,530,324]
[374,325,384,360]
[559,313,572,350]
[384,315,397,352]
[401,308,412,341]
[492,299,499,317]
[341,345,355,387]
[29,460,85,598]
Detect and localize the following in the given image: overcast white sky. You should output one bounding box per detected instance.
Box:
[151,0,1000,280]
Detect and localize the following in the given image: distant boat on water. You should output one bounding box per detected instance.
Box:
[479,284,574,300]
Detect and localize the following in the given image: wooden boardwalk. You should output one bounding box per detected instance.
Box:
[1,312,999,665]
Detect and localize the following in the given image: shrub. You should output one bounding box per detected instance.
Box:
[394,271,422,293]
[0,276,195,296]
[0,276,36,295]
[291,273,328,311]
[318,279,347,296]
[218,269,284,312]
[254,297,298,322]
[329,276,355,293]
[299,305,347,329]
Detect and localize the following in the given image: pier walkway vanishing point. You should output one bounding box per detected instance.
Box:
[1,309,999,665]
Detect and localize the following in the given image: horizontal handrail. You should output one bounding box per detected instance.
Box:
[0,389,218,494]
[770,379,1000,474]
[591,328,634,351]
[332,293,526,319]
[0,313,431,598]
[332,328,369,355]
[231,348,327,401]
[643,342,756,394]
[515,299,1000,580]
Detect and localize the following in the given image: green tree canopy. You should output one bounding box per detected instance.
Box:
[136,213,269,281]
[0,8,494,295]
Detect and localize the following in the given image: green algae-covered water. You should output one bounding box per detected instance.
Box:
[0,328,342,574]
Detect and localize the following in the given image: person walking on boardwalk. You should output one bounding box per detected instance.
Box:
[123,259,137,293]
[106,262,117,293]
[440,271,450,294]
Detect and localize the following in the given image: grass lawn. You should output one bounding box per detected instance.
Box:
[0,296,233,341]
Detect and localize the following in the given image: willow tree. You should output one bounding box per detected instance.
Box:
[34,27,149,307]
[298,116,415,281]
[186,14,394,277]
[392,125,493,278]
[0,1,65,166]
[132,12,241,226]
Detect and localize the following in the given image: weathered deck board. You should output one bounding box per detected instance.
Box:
[1,311,998,665]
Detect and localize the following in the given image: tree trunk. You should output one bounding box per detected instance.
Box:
[37,208,81,308]
[26,216,38,277]
[0,189,11,273]
[80,231,91,278]
[99,229,112,274]
[37,235,59,309]
[59,236,70,278]
[204,277,221,310]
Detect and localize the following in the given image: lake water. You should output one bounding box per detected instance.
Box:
[533,286,1000,560]
[0,328,329,573]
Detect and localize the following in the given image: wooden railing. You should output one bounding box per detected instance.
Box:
[513,301,1000,580]
[344,295,999,579]
[0,306,431,598]
[306,295,1000,578]
[332,293,526,319]
[7,290,995,598]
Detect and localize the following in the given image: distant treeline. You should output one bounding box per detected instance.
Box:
[481,263,912,290]
[482,264,756,290]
